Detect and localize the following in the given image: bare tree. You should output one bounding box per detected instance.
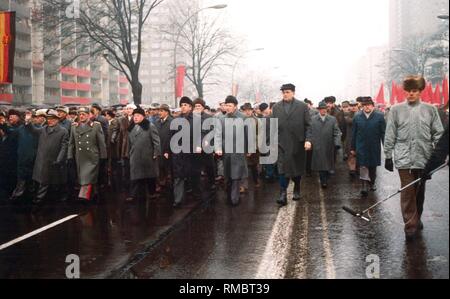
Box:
[384,32,448,84]
[35,0,165,105]
[165,1,240,98]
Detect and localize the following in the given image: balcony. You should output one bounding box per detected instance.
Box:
[16,23,31,35]
[61,96,92,105]
[14,57,31,69]
[9,2,31,18]
[13,75,32,87]
[0,94,14,104]
[15,39,31,53]
[45,79,60,89]
[91,84,102,93]
[44,95,61,105]
[91,71,101,79]
[13,94,32,105]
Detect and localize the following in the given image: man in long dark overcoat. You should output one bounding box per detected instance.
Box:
[26,110,69,203]
[127,106,161,202]
[351,97,386,196]
[272,84,312,206]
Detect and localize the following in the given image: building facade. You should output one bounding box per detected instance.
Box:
[0,0,132,107]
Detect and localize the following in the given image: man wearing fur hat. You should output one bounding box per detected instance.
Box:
[126,106,161,202]
[272,84,312,206]
[192,98,217,192]
[68,107,107,202]
[384,76,444,241]
[171,97,200,208]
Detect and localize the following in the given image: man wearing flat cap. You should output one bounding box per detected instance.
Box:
[384,75,444,241]
[216,95,249,206]
[68,107,107,202]
[272,84,312,206]
[56,106,72,132]
[351,97,386,197]
[25,110,69,203]
[156,104,174,190]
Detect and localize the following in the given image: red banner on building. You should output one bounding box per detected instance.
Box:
[0,12,15,84]
[175,65,186,98]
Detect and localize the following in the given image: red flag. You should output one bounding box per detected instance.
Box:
[433,84,442,106]
[232,83,239,97]
[390,82,397,105]
[175,65,186,98]
[422,83,433,103]
[396,84,407,103]
[0,12,16,84]
[443,77,449,105]
[375,83,385,105]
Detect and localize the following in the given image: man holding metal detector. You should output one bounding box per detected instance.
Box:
[384,76,445,241]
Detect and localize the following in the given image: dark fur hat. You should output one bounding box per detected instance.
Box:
[179,97,193,107]
[193,98,206,108]
[225,96,238,106]
[403,76,426,92]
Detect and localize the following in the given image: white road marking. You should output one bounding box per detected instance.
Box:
[0,214,79,251]
[292,203,309,279]
[256,184,298,279]
[318,185,336,279]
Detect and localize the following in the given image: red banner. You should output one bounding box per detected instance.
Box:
[443,77,449,105]
[390,82,397,105]
[433,84,442,106]
[375,83,385,105]
[0,12,15,84]
[175,65,186,98]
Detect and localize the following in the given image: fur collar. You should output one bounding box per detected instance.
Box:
[128,118,150,132]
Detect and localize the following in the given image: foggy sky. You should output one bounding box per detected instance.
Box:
[200,0,390,103]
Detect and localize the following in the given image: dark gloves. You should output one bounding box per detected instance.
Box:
[385,159,394,172]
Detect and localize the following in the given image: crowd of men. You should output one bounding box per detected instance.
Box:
[0,75,448,241]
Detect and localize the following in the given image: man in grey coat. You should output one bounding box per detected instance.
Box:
[384,76,444,241]
[216,96,249,206]
[272,84,312,206]
[127,106,161,202]
[310,102,342,188]
[25,110,69,204]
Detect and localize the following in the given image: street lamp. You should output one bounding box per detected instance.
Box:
[173,4,227,107]
[438,15,449,20]
[231,48,265,96]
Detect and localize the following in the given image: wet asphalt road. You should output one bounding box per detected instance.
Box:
[0,157,448,279]
[130,160,449,279]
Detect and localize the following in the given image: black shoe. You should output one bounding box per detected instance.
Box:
[277,190,288,206]
[419,221,424,230]
[360,181,369,197]
[321,183,328,189]
[32,198,44,205]
[173,202,181,209]
[405,231,418,242]
[370,184,377,192]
